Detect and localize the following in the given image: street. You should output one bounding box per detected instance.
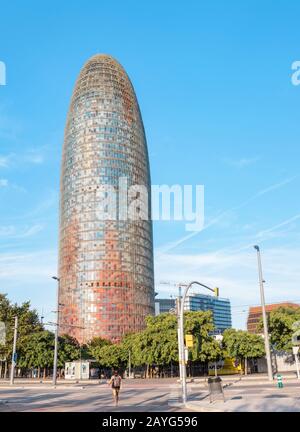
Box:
[0,376,300,412]
[0,379,189,412]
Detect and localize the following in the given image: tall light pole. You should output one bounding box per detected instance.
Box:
[10,316,18,385]
[254,246,273,381]
[179,281,220,404]
[52,276,60,386]
[177,286,184,391]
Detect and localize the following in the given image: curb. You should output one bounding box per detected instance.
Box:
[169,401,223,412]
[186,403,223,412]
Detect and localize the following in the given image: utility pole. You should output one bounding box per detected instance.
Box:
[10,316,18,385]
[52,276,60,386]
[254,246,273,381]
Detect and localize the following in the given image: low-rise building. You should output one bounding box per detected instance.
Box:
[247,302,300,334]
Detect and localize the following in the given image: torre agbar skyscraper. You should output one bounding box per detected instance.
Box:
[58,54,154,343]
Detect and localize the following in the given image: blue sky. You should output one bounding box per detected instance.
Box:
[0,0,300,329]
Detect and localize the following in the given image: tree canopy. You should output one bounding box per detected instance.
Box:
[261,307,300,352]
[89,310,224,370]
[222,328,265,361]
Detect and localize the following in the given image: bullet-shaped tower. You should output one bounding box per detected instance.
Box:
[58,54,154,343]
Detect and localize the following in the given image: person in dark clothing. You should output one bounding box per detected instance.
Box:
[108,370,122,406]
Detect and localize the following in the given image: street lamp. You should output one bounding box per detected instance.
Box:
[179,281,220,405]
[253,246,273,381]
[52,276,60,386]
[10,316,18,385]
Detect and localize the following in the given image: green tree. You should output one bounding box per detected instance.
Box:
[58,334,81,367]
[18,331,80,378]
[222,329,265,374]
[92,343,127,369]
[84,336,112,361]
[0,294,43,378]
[118,310,223,377]
[18,330,54,378]
[260,307,300,352]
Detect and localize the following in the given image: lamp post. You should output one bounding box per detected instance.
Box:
[254,246,273,381]
[10,316,18,385]
[177,286,183,388]
[179,281,220,404]
[52,276,60,386]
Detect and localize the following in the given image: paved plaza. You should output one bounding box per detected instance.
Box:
[0,376,300,412]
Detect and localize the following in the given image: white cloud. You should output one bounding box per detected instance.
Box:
[154,247,300,329]
[0,249,58,319]
[0,224,44,238]
[0,155,10,168]
[24,150,44,165]
[224,156,260,168]
[20,224,44,238]
[0,149,45,170]
[158,174,299,255]
[0,225,15,236]
[0,179,8,187]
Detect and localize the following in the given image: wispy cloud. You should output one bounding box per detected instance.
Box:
[0,149,46,170]
[157,174,299,255]
[0,224,44,239]
[23,149,45,165]
[256,213,300,239]
[0,249,58,319]
[254,176,298,197]
[23,191,58,219]
[0,225,16,236]
[0,155,11,168]
[20,224,44,238]
[155,246,300,329]
[224,156,260,168]
[214,213,300,256]
[0,179,8,187]
[0,177,27,192]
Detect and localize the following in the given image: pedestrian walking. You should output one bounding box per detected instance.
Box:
[108,370,122,406]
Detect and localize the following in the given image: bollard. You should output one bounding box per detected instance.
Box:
[276,374,283,388]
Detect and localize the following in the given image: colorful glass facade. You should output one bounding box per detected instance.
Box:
[58,54,154,343]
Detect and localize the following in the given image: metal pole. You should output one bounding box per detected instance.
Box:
[177,286,183,386]
[52,276,60,386]
[177,280,220,405]
[10,316,18,385]
[129,350,131,378]
[293,349,300,379]
[79,344,82,381]
[295,355,300,379]
[180,285,188,404]
[254,246,273,381]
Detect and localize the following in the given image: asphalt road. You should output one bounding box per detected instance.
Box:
[0,378,300,412]
[0,382,191,412]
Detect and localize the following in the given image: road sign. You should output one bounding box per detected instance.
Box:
[292,346,299,355]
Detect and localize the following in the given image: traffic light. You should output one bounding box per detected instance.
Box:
[185,334,194,348]
[214,287,219,297]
